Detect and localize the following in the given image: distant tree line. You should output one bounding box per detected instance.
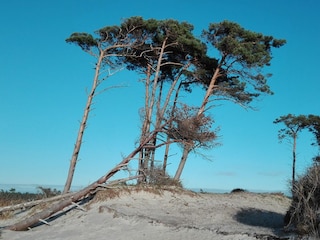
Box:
[0,187,60,207]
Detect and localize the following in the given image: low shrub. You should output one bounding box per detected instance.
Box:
[230,188,247,193]
[284,164,320,237]
[145,165,182,187]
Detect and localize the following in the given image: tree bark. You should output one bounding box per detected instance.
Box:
[63,49,104,194]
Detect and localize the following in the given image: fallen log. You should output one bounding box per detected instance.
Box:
[0,175,140,214]
[8,131,156,231]
[7,183,98,230]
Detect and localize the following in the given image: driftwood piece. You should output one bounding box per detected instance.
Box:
[8,131,156,231]
[38,219,50,226]
[71,202,86,211]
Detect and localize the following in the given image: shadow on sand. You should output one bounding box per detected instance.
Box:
[234,207,285,236]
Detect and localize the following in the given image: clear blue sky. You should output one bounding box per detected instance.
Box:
[1,0,319,192]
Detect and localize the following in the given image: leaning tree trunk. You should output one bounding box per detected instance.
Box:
[174,64,222,179]
[63,49,104,194]
[8,130,158,231]
[174,143,192,180]
[198,65,221,115]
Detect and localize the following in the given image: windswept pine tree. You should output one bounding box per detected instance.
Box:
[173,21,286,180]
[274,114,310,186]
[63,18,151,193]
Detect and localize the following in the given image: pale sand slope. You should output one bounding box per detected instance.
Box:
[1,189,292,240]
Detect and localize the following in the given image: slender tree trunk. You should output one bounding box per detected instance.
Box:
[163,144,169,173]
[63,50,104,193]
[292,134,297,187]
[149,80,164,172]
[162,80,185,173]
[174,143,192,180]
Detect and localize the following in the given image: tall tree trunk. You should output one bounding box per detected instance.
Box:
[138,64,151,183]
[138,38,168,182]
[63,50,104,194]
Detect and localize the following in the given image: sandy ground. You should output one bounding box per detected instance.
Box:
[0,188,294,240]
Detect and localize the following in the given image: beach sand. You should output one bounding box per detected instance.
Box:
[0,187,292,240]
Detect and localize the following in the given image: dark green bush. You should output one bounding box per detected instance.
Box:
[231,188,247,193]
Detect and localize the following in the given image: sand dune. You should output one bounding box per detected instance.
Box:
[0,187,293,240]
